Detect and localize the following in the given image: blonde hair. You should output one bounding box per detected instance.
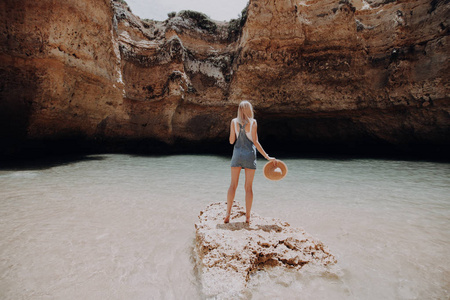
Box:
[237,100,254,124]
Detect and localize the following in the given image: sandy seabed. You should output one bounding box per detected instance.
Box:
[1,154,449,299]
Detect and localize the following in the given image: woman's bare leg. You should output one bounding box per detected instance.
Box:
[244,168,256,223]
[225,167,241,223]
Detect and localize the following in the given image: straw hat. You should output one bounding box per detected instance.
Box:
[263,160,288,181]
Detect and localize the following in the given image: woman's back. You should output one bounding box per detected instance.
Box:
[233,118,255,142]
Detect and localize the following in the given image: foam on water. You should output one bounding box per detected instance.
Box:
[0,154,449,299]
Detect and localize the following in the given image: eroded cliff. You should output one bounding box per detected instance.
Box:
[0,0,448,157]
[0,0,125,155]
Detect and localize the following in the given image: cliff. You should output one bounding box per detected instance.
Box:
[0,0,449,157]
[194,202,336,298]
[0,0,125,155]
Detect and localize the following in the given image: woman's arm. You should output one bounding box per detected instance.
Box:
[251,120,275,161]
[229,119,236,144]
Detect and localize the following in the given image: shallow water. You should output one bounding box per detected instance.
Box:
[0,154,449,299]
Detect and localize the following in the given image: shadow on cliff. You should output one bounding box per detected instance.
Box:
[2,133,449,164]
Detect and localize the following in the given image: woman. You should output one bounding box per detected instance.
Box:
[224,100,276,224]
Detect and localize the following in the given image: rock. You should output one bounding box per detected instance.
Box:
[194,202,337,298]
[0,0,125,151]
[0,0,448,156]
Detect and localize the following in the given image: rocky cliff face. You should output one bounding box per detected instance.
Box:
[235,0,449,150]
[0,0,125,155]
[1,0,448,157]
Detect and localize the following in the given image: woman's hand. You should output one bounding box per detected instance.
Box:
[267,156,277,165]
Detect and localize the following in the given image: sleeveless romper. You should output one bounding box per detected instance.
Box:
[230,120,257,169]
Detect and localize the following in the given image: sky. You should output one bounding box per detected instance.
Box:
[125,0,249,21]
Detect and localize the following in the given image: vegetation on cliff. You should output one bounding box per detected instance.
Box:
[178,10,217,33]
[228,1,249,39]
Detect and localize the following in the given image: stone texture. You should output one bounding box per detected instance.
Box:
[194,202,336,298]
[0,0,125,154]
[0,0,449,155]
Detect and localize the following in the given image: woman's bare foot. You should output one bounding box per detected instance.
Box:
[224,214,230,224]
[246,217,250,224]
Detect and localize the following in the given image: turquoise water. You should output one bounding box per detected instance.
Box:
[0,154,449,299]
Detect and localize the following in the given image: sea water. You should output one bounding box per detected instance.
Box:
[0,154,449,299]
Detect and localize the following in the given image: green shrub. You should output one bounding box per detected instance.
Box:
[240,1,249,27]
[168,11,176,18]
[228,1,249,38]
[178,10,217,33]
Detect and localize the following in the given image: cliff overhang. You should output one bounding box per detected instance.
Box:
[0,0,448,159]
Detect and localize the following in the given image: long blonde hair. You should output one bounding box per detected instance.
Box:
[237,100,254,124]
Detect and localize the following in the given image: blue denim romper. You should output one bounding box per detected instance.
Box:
[230,120,257,169]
